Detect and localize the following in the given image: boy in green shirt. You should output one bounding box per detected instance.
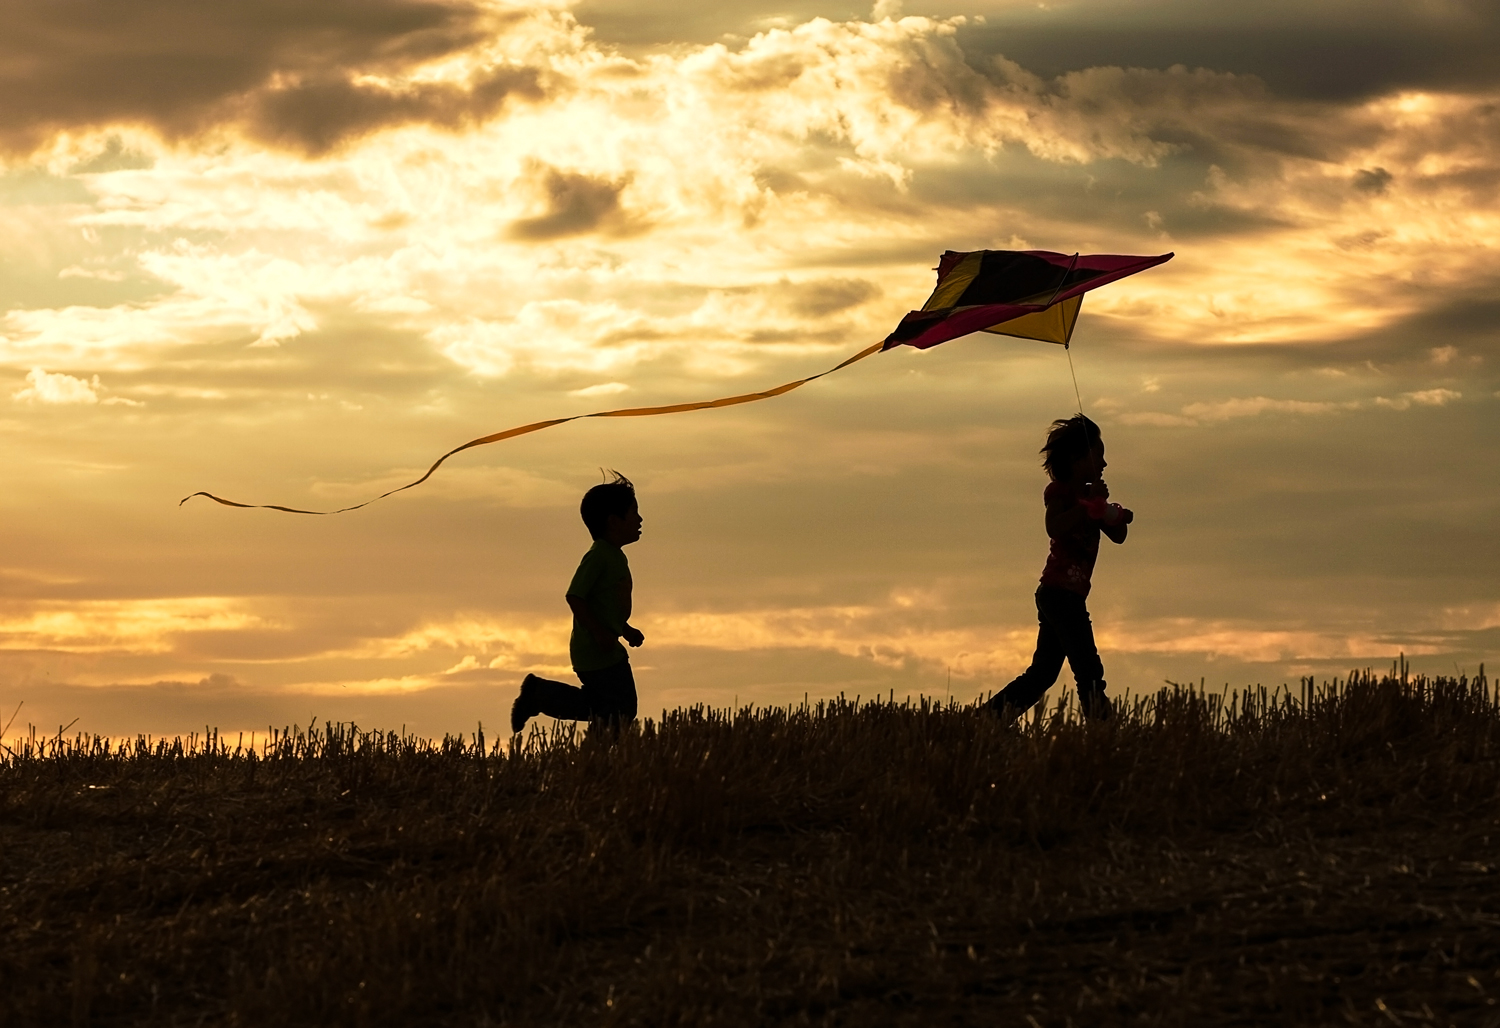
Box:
[511,472,645,733]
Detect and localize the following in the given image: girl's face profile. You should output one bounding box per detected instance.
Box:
[1074,442,1106,482]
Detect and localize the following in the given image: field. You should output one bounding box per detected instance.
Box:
[3,668,1499,1027]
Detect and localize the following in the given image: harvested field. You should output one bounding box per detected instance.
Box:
[2,669,1498,1026]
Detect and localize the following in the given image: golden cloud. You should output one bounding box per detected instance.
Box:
[0,598,265,654]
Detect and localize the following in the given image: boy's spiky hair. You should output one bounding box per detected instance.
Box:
[1040,414,1101,481]
[580,470,636,539]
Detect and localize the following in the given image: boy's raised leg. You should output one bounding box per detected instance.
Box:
[511,673,593,732]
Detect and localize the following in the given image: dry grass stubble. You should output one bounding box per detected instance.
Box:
[2,669,1498,1026]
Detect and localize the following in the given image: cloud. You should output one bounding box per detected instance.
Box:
[0,244,345,369]
[785,277,882,318]
[307,464,578,508]
[1180,396,1350,422]
[0,0,554,158]
[340,601,1041,680]
[317,600,1475,689]
[245,65,545,157]
[1119,387,1463,426]
[9,367,143,405]
[12,367,100,404]
[1373,387,1461,409]
[6,6,1495,378]
[428,300,663,379]
[1353,166,1394,193]
[952,1,1500,102]
[0,598,265,653]
[1116,411,1199,428]
[506,163,639,240]
[580,0,1500,104]
[569,381,629,397]
[1098,619,1442,664]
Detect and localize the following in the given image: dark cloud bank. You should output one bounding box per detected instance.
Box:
[9,0,1498,160]
[578,0,1500,100]
[0,0,544,156]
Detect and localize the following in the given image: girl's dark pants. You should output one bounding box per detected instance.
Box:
[528,658,638,728]
[989,585,1108,718]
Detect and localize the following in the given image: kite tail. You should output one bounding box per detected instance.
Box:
[179,341,884,516]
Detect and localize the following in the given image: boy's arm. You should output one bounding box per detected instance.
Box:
[616,575,643,646]
[566,593,617,649]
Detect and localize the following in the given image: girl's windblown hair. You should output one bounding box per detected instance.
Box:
[1040,414,1101,481]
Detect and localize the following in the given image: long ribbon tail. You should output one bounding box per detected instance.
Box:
[180,341,885,515]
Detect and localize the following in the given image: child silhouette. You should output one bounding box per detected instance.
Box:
[511,472,645,733]
[986,415,1132,722]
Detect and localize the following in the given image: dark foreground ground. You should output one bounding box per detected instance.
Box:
[2,671,1499,1027]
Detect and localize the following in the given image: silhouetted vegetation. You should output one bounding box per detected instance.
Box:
[3,668,1498,1026]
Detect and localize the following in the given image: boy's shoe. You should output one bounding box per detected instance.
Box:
[511,674,542,733]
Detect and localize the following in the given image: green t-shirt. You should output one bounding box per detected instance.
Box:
[566,540,631,673]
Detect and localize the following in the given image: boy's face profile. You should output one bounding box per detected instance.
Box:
[603,502,643,547]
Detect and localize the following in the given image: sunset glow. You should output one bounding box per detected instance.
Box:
[2,0,1495,740]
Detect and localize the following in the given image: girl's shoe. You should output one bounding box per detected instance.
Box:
[1078,683,1113,721]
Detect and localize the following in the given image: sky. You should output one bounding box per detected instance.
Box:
[1,0,1496,742]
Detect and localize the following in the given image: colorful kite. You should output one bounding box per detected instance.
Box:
[181,248,1172,514]
[884,249,1172,350]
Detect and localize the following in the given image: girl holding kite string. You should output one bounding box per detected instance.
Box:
[985,414,1131,723]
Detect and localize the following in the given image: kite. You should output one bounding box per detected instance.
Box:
[883,249,1172,350]
[180,248,1172,514]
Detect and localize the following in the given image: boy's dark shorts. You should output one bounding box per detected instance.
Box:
[578,657,637,727]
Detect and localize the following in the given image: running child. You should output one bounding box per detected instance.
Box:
[985,415,1132,722]
[511,472,645,733]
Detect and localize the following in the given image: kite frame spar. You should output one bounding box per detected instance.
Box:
[180,248,1171,515]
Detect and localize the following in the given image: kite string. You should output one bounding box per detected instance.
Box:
[1052,252,1085,416]
[1065,343,1084,417]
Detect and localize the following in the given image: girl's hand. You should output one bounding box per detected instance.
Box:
[622,625,645,647]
